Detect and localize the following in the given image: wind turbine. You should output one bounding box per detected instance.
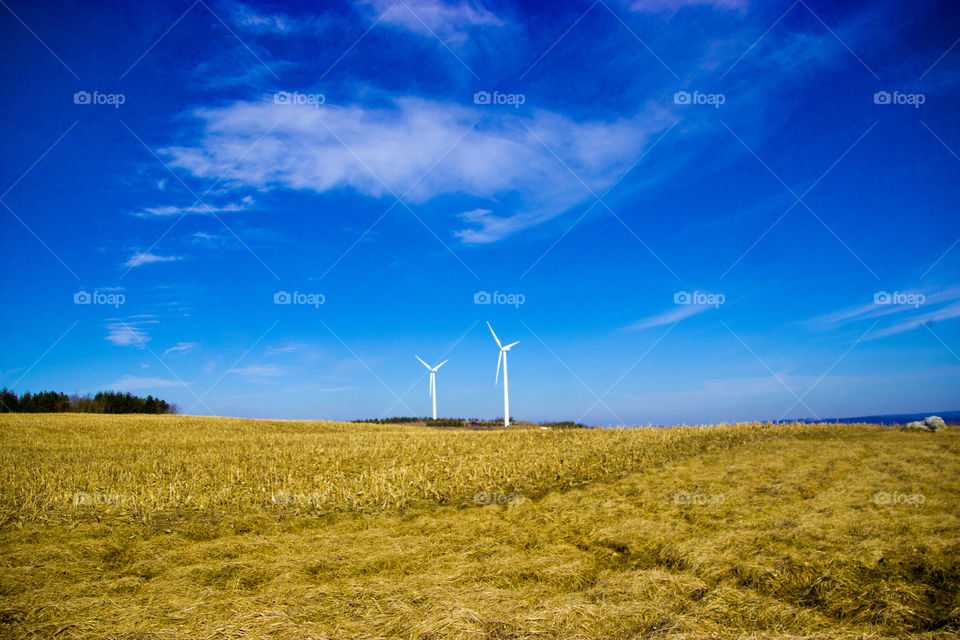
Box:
[487,322,519,427]
[415,356,448,420]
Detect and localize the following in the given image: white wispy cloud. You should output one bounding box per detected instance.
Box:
[110,375,190,390]
[223,0,500,42]
[807,302,882,328]
[188,225,286,249]
[221,1,332,34]
[867,301,960,340]
[807,286,960,340]
[265,344,302,356]
[123,252,182,268]
[229,364,287,378]
[163,342,198,356]
[624,303,715,330]
[191,232,219,243]
[360,0,503,43]
[105,317,158,348]
[629,0,747,12]
[134,195,253,218]
[163,96,673,243]
[228,2,298,32]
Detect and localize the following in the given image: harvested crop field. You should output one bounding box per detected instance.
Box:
[0,414,958,639]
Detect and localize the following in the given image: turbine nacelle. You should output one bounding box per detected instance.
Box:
[415,355,448,374]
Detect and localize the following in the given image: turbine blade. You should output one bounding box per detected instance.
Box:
[415,355,430,370]
[429,372,434,398]
[495,350,503,385]
[503,341,519,350]
[487,321,502,349]
[434,359,449,370]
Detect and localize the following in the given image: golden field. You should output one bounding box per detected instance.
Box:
[0,413,957,639]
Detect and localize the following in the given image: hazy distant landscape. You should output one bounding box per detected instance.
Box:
[816,410,960,426]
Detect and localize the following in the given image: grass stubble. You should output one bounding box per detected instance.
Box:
[0,414,957,639]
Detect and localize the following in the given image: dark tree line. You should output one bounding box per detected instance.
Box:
[352,416,431,424]
[351,417,589,429]
[0,389,174,414]
[352,417,468,426]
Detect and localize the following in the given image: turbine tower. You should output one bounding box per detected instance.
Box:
[415,356,448,420]
[487,322,519,427]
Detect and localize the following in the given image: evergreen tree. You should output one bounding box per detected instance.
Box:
[0,388,18,413]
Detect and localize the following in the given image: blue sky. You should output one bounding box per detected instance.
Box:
[1,0,958,424]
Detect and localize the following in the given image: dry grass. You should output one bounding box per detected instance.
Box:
[0,414,842,523]
[0,414,958,639]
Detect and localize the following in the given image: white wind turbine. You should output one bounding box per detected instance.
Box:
[415,356,448,420]
[487,322,519,427]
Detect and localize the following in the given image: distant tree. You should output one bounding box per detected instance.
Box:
[70,394,96,413]
[425,418,464,427]
[18,392,34,412]
[0,388,18,413]
[31,391,71,412]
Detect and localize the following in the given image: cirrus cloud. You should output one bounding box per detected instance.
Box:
[359,0,503,43]
[123,252,182,268]
[162,95,674,243]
